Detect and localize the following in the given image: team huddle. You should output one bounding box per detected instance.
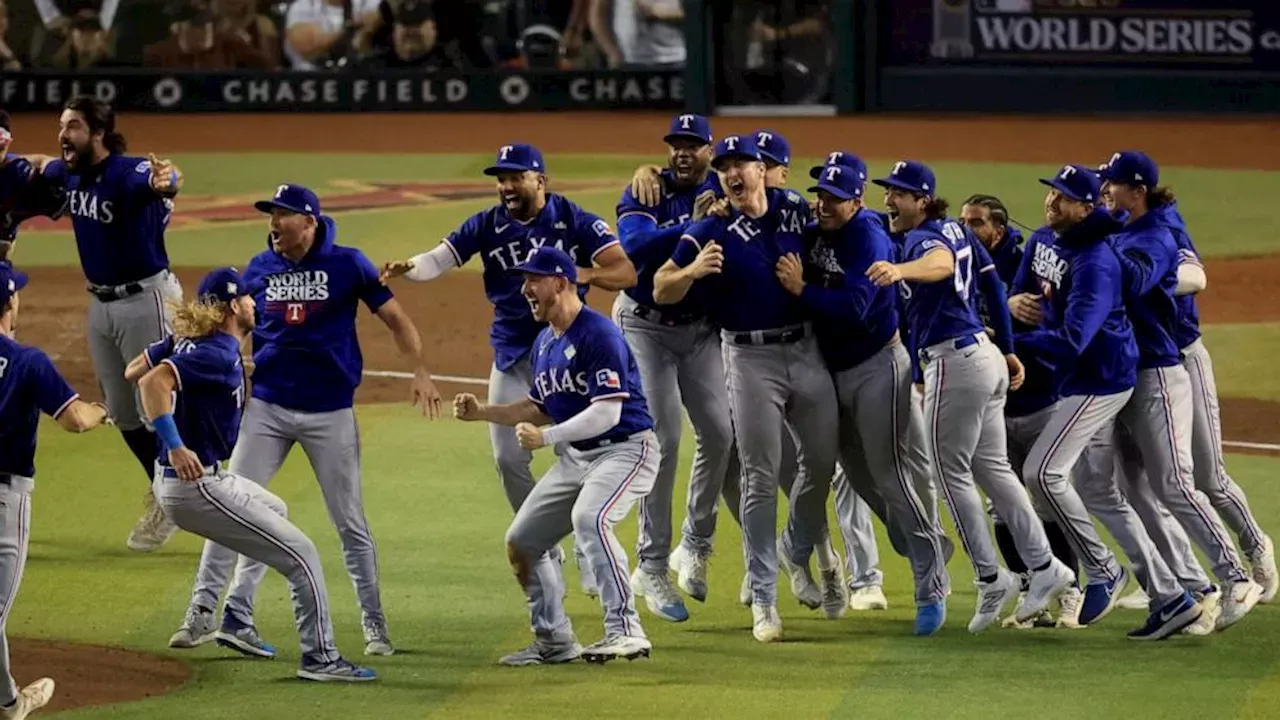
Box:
[0,100,1272,714]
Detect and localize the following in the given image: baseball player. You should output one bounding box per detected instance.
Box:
[612,114,738,622]
[0,111,68,263]
[125,267,376,682]
[0,261,114,718]
[166,185,443,658]
[867,160,1075,634]
[383,143,635,598]
[1012,165,1202,639]
[654,134,839,643]
[453,246,659,665]
[1100,151,1263,629]
[41,96,186,553]
[775,161,951,635]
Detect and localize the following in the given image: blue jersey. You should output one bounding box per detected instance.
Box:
[1109,210,1182,370]
[44,154,172,287]
[0,335,78,478]
[1014,209,1137,398]
[898,218,987,351]
[0,154,36,240]
[616,170,722,315]
[1005,227,1062,417]
[797,208,899,372]
[528,307,653,451]
[145,332,245,468]
[444,193,617,371]
[243,216,392,414]
[1150,202,1202,350]
[988,227,1025,287]
[672,187,812,332]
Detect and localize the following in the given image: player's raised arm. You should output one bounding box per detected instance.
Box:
[652,231,721,305]
[573,213,636,291]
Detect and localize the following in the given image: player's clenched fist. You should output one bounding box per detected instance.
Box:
[453,393,482,421]
[687,241,723,279]
[515,422,545,450]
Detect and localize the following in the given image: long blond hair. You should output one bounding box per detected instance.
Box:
[169,298,230,339]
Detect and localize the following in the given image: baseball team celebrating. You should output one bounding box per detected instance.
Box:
[0,97,1273,713]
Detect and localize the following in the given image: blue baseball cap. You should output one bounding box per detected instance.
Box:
[1100,150,1158,188]
[255,184,321,216]
[711,134,762,170]
[664,114,713,145]
[511,246,578,285]
[1039,164,1102,204]
[0,262,28,308]
[484,143,546,176]
[810,150,868,181]
[197,267,249,304]
[754,130,790,166]
[872,160,937,196]
[808,164,864,201]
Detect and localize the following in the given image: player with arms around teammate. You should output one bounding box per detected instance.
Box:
[775,163,950,635]
[382,145,635,574]
[127,268,377,683]
[0,111,68,263]
[167,185,442,658]
[454,247,659,665]
[1015,165,1202,639]
[0,262,113,718]
[654,135,839,643]
[612,114,737,621]
[41,96,187,554]
[1101,151,1263,629]
[867,160,1074,634]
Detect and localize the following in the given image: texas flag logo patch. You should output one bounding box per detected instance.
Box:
[596,368,622,390]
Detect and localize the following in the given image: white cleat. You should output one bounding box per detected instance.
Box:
[1248,535,1279,604]
[629,568,689,622]
[1,678,54,720]
[848,585,889,612]
[776,537,822,610]
[168,605,217,648]
[819,570,847,620]
[362,616,395,656]
[1183,586,1222,636]
[1017,558,1075,623]
[1216,579,1263,631]
[970,568,1020,634]
[669,545,709,603]
[738,574,752,607]
[127,491,178,553]
[1056,586,1085,629]
[581,635,652,664]
[1116,587,1151,611]
[751,603,783,643]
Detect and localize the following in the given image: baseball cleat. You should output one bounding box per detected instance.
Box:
[970,568,1019,634]
[1078,566,1130,625]
[848,585,888,612]
[738,574,752,607]
[820,569,847,619]
[751,603,783,643]
[1127,591,1201,641]
[169,605,217,648]
[1056,586,1085,629]
[362,616,395,656]
[1116,587,1150,611]
[630,569,689,622]
[215,611,276,659]
[581,635,652,664]
[297,658,378,682]
[776,537,822,610]
[1002,592,1051,629]
[669,545,709,602]
[1216,578,1263,631]
[1018,558,1076,624]
[573,545,599,599]
[1,678,54,720]
[1247,535,1279,604]
[915,601,946,636]
[127,490,178,553]
[1182,585,1221,636]
[498,638,582,666]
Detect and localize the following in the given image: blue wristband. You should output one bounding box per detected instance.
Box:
[169,170,178,186]
[153,413,184,450]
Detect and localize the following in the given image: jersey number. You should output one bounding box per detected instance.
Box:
[286,303,305,325]
[940,222,973,301]
[233,383,245,409]
[0,357,7,379]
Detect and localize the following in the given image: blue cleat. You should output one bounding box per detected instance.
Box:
[215,610,276,658]
[630,568,689,622]
[297,657,378,682]
[1127,591,1202,641]
[1080,566,1129,625]
[915,601,946,636]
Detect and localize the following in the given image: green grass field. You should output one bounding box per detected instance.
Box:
[17,152,1280,719]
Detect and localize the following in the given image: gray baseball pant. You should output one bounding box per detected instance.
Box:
[0,477,33,707]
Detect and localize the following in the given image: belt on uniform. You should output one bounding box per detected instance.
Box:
[574,432,642,452]
[727,324,809,346]
[88,281,146,302]
[160,461,221,479]
[919,332,986,362]
[629,303,702,327]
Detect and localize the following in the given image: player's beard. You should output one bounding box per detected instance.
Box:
[63,141,94,172]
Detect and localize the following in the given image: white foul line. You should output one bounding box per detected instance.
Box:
[361,370,1280,452]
